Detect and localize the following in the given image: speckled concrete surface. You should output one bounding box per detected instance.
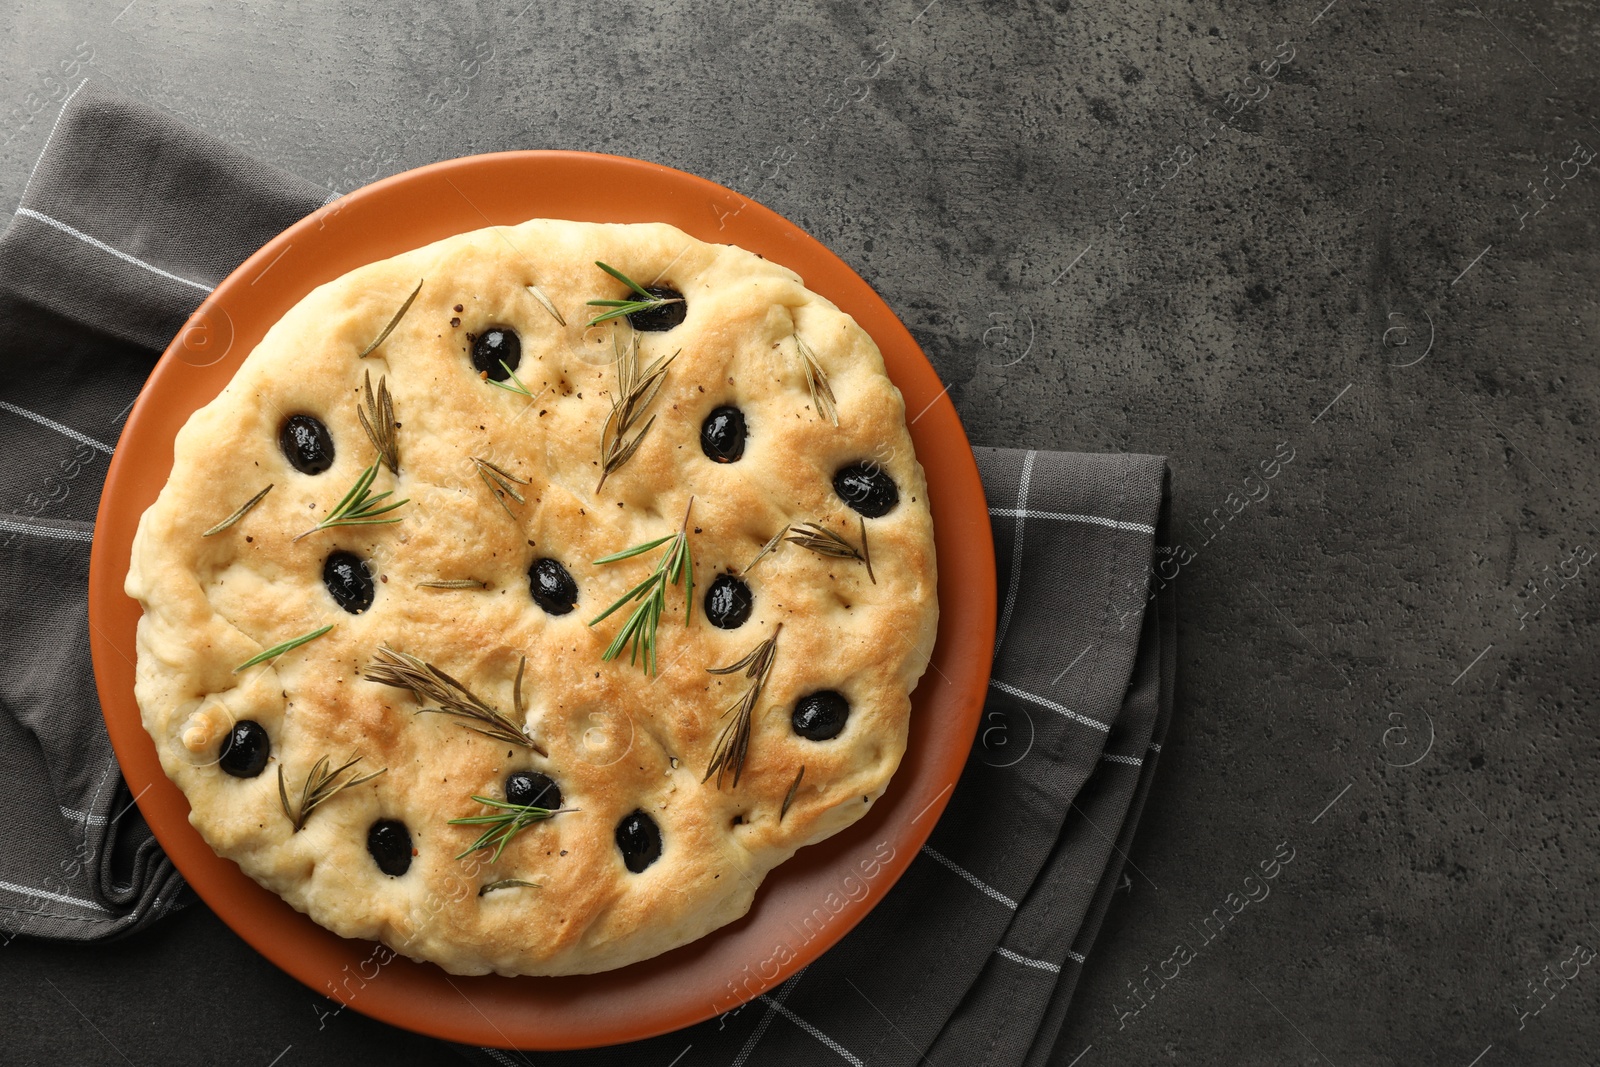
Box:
[3,0,1598,1063]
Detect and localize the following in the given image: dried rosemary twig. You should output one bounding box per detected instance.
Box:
[357,278,423,358]
[739,524,789,577]
[787,519,875,584]
[472,456,529,520]
[357,369,399,474]
[588,499,694,675]
[585,261,683,327]
[740,518,875,583]
[795,335,838,425]
[294,461,409,541]
[449,796,574,861]
[480,878,541,896]
[202,484,272,537]
[233,623,333,673]
[704,623,782,790]
[596,330,677,492]
[364,647,545,754]
[526,284,566,326]
[781,765,806,820]
[278,753,386,832]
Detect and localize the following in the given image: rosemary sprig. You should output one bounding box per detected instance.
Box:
[364,647,545,754]
[795,335,838,425]
[526,283,566,326]
[704,623,782,790]
[202,484,272,537]
[787,519,875,584]
[417,578,489,590]
[588,499,694,675]
[597,330,677,492]
[485,358,542,402]
[357,369,399,474]
[472,456,528,520]
[740,525,790,576]
[357,277,423,358]
[449,796,574,861]
[294,461,409,541]
[585,261,683,327]
[740,518,874,583]
[233,623,333,673]
[781,765,806,821]
[480,878,541,896]
[277,753,386,832]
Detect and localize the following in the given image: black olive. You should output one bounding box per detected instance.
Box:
[704,574,753,629]
[833,462,899,518]
[628,287,686,332]
[505,770,561,810]
[323,550,375,614]
[367,819,412,877]
[218,720,270,778]
[700,406,746,463]
[471,327,521,381]
[279,415,334,475]
[615,810,662,873]
[792,691,850,741]
[529,558,577,615]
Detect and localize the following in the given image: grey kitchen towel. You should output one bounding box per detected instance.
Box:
[0,82,331,944]
[0,83,1175,1066]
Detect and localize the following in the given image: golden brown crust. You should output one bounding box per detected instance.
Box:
[125,220,937,975]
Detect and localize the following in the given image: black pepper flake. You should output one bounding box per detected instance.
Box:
[450,316,460,327]
[454,304,463,312]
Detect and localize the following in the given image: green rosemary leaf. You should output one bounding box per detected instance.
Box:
[234,623,333,672]
[587,498,695,674]
[485,359,544,402]
[594,261,654,299]
[585,262,684,328]
[202,484,273,537]
[278,753,386,832]
[593,533,674,566]
[479,878,540,896]
[357,277,423,358]
[294,461,409,541]
[449,794,574,862]
[417,578,489,590]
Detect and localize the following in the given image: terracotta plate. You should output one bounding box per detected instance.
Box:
[87,151,995,1050]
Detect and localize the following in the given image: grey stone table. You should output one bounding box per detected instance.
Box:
[4,0,1597,1063]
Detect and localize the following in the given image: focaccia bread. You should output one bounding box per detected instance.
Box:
[125,219,938,976]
